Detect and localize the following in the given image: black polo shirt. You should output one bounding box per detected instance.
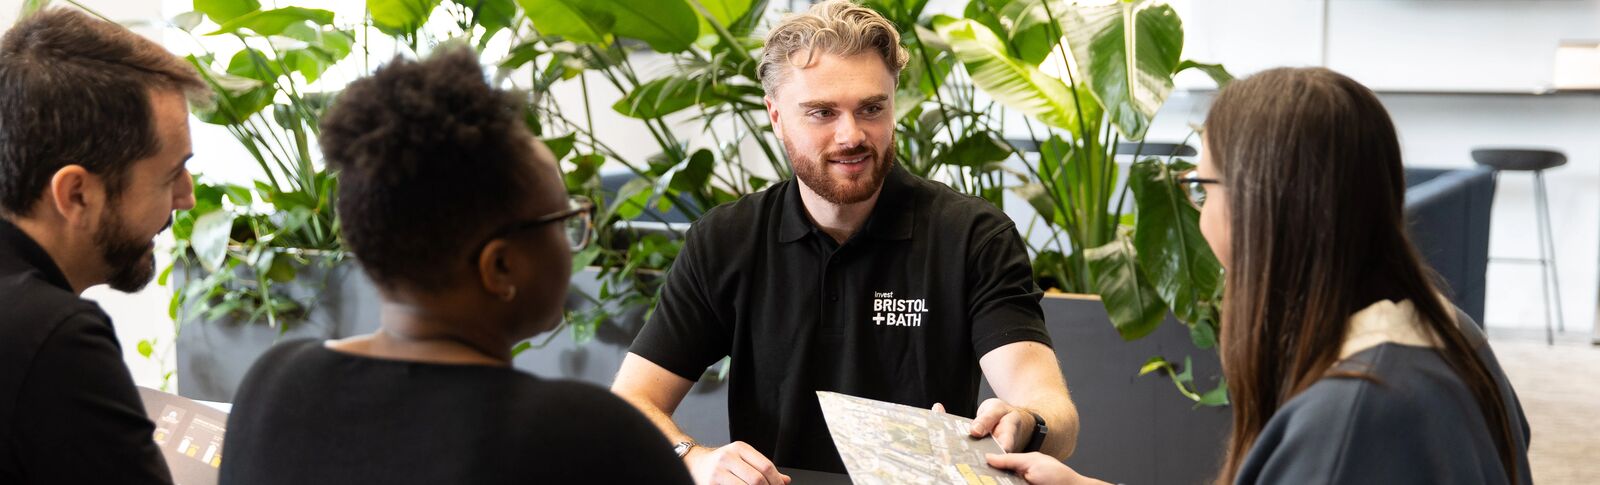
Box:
[0,219,172,484]
[630,165,1051,472]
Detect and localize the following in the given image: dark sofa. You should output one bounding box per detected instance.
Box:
[1404,167,1497,326]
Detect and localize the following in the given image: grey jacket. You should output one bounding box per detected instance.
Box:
[1235,309,1533,484]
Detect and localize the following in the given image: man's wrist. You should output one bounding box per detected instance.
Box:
[1021,410,1047,453]
[673,441,699,460]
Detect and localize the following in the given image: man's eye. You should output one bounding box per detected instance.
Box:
[809,109,834,119]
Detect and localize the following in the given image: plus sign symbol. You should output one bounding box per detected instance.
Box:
[872,313,885,326]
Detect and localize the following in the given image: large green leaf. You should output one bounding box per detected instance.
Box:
[612,177,655,221]
[895,33,954,120]
[225,49,280,82]
[694,0,755,39]
[454,0,516,35]
[274,26,354,83]
[614,75,698,118]
[519,0,612,45]
[191,211,237,273]
[367,0,442,37]
[563,153,603,192]
[933,16,1095,133]
[188,55,274,126]
[1197,377,1229,406]
[1036,133,1117,247]
[1086,233,1166,340]
[207,7,334,36]
[661,149,715,193]
[1177,59,1234,87]
[862,0,931,33]
[1011,182,1056,226]
[942,131,1013,168]
[523,0,698,53]
[1128,158,1222,325]
[997,0,1069,65]
[1061,0,1183,140]
[195,0,260,23]
[595,0,699,53]
[698,0,754,27]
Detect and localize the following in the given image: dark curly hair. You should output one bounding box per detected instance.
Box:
[320,46,542,291]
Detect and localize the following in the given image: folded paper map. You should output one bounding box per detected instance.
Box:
[817,391,1023,485]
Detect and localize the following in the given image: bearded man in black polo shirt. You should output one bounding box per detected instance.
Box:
[0,9,205,484]
[612,1,1079,482]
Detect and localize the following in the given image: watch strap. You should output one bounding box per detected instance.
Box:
[1022,410,1047,453]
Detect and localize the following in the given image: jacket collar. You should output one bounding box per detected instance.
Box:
[0,217,74,292]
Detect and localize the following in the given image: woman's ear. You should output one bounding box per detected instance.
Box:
[476,239,519,302]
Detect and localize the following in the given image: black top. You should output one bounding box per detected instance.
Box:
[219,339,693,485]
[630,166,1052,472]
[0,219,173,484]
[1237,312,1533,484]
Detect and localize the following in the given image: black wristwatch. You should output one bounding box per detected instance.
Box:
[1022,410,1047,453]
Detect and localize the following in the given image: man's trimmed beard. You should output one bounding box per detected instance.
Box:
[95,207,161,292]
[787,138,895,205]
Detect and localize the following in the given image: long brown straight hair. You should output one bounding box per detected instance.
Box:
[1205,67,1518,483]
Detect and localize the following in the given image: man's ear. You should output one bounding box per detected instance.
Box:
[764,95,784,140]
[46,165,103,225]
[476,238,519,302]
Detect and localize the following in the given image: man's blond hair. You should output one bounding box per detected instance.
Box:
[757,0,909,97]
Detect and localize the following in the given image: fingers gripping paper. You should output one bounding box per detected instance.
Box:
[816,392,1023,485]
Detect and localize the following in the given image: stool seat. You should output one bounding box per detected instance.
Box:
[1471,148,1567,172]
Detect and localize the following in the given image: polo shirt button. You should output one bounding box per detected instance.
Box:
[830,293,838,302]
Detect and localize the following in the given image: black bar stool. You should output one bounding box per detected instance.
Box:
[1471,148,1566,345]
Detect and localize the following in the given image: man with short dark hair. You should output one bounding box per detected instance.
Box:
[0,8,205,484]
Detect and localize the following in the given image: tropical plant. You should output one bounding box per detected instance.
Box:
[164,0,578,330]
[866,0,1232,404]
[148,0,1230,402]
[164,1,350,333]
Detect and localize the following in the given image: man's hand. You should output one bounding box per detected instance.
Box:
[683,441,791,485]
[985,452,1110,485]
[969,398,1035,452]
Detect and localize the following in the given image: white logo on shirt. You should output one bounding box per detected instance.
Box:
[872,291,928,327]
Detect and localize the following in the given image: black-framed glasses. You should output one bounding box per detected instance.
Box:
[1175,173,1220,209]
[482,195,595,252]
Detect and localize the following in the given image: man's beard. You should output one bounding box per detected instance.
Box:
[95,209,163,292]
[787,140,895,205]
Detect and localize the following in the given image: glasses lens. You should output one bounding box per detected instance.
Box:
[566,197,593,250]
[1182,172,1207,209]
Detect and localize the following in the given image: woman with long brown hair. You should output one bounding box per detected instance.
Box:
[987,67,1531,484]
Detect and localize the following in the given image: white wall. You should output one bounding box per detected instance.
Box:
[1181,0,1600,336]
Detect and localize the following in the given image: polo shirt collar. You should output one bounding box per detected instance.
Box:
[777,164,917,243]
[0,217,73,292]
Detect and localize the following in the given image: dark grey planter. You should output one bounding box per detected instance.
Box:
[510,268,732,443]
[1023,294,1231,485]
[174,257,382,402]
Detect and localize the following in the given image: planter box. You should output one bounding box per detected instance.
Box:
[174,258,383,402]
[1020,294,1230,485]
[508,268,732,444]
